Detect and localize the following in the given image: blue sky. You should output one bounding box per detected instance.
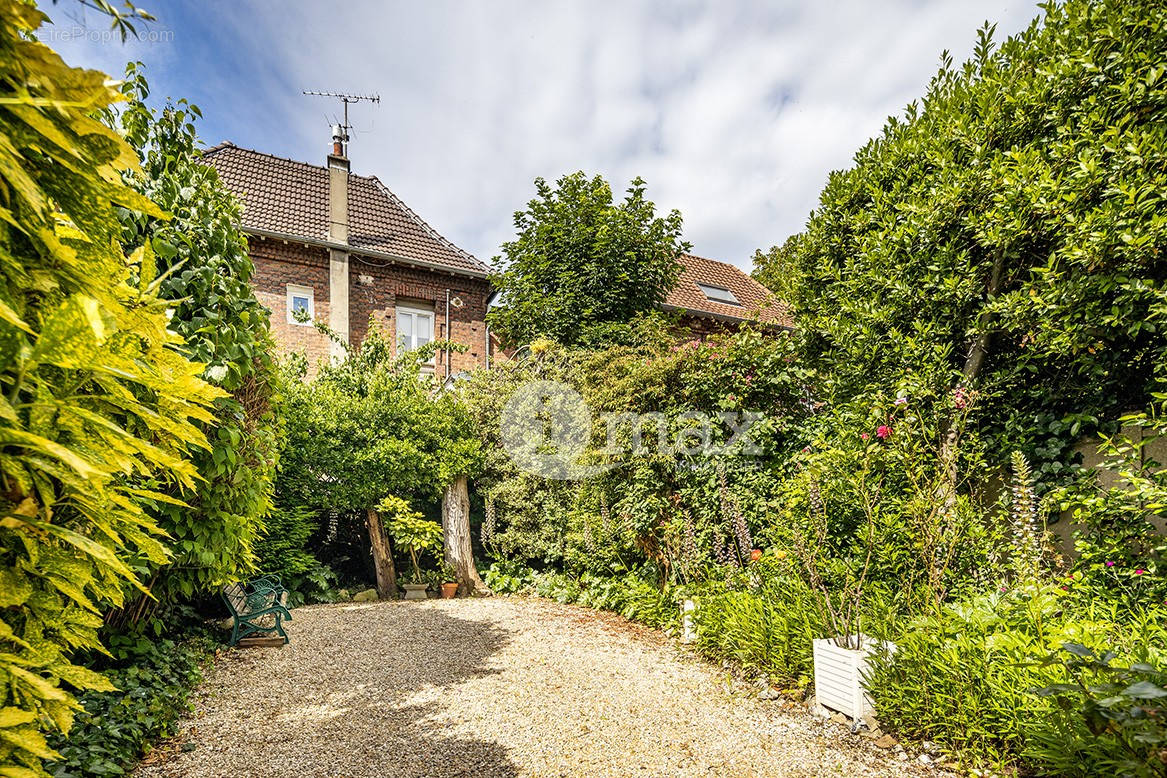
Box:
[41,0,1041,271]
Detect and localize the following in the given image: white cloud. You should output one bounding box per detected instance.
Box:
[41,0,1042,270]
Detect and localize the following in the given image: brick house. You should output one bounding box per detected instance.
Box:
[203,139,492,377]
[664,253,792,336]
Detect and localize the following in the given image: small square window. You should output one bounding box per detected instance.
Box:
[696,283,740,305]
[286,284,315,325]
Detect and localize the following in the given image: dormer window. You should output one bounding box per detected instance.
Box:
[696,283,740,305]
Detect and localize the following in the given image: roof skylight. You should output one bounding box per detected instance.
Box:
[696,282,740,305]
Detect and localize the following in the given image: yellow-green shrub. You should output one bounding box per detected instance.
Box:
[0,3,221,773]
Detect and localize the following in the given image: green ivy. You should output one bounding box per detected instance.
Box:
[45,626,216,778]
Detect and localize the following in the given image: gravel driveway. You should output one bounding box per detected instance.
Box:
[136,597,940,778]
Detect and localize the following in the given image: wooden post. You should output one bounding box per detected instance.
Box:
[366,507,398,598]
[442,475,489,596]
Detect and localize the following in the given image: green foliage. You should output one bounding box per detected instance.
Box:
[466,325,808,573]
[112,64,281,605]
[45,627,216,778]
[1054,406,1167,601]
[487,172,688,347]
[1034,644,1167,778]
[754,0,1167,472]
[278,322,480,516]
[691,562,824,686]
[483,560,535,594]
[275,321,481,587]
[570,570,675,628]
[253,508,337,606]
[0,4,223,772]
[867,584,1167,771]
[380,495,443,583]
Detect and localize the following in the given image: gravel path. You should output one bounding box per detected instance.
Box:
[137,598,942,778]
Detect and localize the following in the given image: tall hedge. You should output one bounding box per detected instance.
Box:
[0,3,222,773]
[755,0,1167,478]
[112,65,281,607]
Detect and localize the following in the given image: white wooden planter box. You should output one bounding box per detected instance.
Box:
[680,599,697,644]
[813,636,891,720]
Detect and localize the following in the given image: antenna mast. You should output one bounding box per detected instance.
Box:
[302,90,380,156]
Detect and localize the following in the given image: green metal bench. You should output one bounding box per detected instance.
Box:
[249,574,288,604]
[222,577,292,646]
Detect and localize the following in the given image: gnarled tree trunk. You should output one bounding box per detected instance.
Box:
[366,507,398,598]
[442,475,489,596]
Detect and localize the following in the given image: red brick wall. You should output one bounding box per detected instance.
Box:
[248,235,490,375]
[676,313,739,340]
[349,259,491,375]
[250,239,332,371]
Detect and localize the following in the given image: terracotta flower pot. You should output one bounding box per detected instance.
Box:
[441,582,458,599]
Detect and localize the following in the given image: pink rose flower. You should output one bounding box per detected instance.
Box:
[876,425,892,440]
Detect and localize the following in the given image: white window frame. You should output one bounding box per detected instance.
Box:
[396,303,435,364]
[286,284,315,325]
[696,282,741,306]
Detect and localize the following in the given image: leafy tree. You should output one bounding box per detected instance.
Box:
[277,323,482,597]
[108,64,282,606]
[754,0,1167,479]
[488,172,689,347]
[464,325,809,573]
[0,3,222,771]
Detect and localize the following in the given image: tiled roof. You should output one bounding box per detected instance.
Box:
[664,253,792,328]
[201,142,489,276]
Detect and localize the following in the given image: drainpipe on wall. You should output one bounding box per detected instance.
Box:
[445,288,451,379]
[327,125,350,362]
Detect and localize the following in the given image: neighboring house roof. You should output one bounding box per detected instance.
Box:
[201,142,489,277]
[664,253,792,328]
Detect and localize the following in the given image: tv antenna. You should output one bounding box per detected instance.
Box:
[302,90,380,156]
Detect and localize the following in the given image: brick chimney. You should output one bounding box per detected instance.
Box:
[327,124,350,360]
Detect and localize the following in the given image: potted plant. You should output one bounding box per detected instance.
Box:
[399,568,430,600]
[439,562,458,599]
[792,448,893,722]
[380,495,443,602]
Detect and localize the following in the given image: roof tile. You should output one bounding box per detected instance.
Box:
[201,142,489,275]
[665,253,791,328]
